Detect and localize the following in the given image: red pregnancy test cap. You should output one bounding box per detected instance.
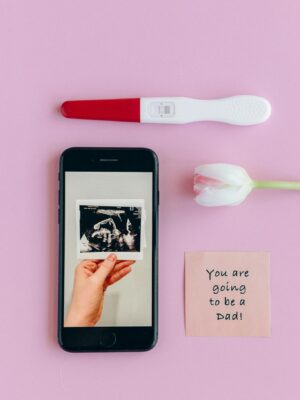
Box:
[61,98,141,122]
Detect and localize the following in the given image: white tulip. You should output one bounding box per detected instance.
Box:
[194,163,300,207]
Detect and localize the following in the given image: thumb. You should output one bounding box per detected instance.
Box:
[92,254,117,286]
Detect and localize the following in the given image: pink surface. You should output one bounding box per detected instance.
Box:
[1,1,300,399]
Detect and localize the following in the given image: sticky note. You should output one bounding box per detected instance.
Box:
[185,252,271,336]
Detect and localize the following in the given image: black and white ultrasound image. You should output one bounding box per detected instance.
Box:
[79,205,142,253]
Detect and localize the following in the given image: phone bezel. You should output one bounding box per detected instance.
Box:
[58,147,158,352]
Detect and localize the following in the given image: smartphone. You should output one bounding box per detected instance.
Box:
[58,147,158,352]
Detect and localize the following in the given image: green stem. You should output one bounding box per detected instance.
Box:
[253,180,300,190]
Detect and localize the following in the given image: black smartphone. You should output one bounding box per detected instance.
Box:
[58,147,158,352]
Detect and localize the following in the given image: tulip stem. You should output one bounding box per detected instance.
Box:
[253,180,300,190]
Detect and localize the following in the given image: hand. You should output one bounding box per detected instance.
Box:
[65,254,134,327]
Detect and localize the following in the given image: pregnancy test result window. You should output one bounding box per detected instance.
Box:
[64,172,152,327]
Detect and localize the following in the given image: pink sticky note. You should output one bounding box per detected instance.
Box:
[185,252,271,337]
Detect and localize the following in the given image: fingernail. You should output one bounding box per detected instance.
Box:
[108,254,116,261]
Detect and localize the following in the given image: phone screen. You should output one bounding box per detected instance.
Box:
[63,170,153,328]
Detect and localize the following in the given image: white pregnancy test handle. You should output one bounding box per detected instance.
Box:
[140,95,271,125]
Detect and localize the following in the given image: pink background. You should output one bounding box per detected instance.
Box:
[1,1,300,399]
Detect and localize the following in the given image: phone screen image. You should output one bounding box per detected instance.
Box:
[64,171,153,328]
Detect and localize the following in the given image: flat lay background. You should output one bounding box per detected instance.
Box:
[1,1,300,399]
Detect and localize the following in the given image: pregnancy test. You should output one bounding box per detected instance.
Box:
[61,95,271,125]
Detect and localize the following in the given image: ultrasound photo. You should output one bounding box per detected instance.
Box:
[77,200,144,260]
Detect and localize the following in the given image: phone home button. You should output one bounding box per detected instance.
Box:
[99,332,116,348]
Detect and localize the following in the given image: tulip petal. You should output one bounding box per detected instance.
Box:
[194,184,253,206]
[194,164,252,186]
[193,174,223,186]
